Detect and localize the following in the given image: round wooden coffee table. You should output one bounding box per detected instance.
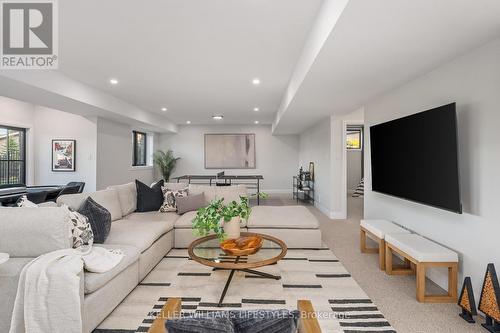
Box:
[188,232,287,307]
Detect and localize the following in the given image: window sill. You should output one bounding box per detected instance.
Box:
[130,165,153,171]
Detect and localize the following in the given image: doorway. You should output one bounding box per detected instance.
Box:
[346,124,364,219]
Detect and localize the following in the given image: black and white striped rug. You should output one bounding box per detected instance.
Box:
[93,248,395,333]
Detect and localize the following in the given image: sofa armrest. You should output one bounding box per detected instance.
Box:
[298,300,322,333]
[148,298,181,333]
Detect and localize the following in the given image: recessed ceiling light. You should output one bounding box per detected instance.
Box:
[212,115,224,120]
[161,107,167,112]
[109,78,119,85]
[252,78,260,85]
[186,120,191,124]
[254,120,259,124]
[253,107,260,112]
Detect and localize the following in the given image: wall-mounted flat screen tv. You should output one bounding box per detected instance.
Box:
[370,103,462,213]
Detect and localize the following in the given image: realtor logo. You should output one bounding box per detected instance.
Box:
[1,0,58,69]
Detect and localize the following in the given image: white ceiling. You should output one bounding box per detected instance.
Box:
[49,0,500,132]
[273,0,500,133]
[58,0,323,125]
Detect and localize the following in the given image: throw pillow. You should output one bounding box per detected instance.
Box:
[16,195,38,208]
[159,186,188,213]
[136,179,164,212]
[166,315,234,333]
[176,192,206,214]
[64,206,94,249]
[78,197,111,243]
[230,309,299,333]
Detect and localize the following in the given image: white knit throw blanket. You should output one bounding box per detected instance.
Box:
[9,247,123,333]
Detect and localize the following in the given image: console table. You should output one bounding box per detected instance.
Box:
[172,174,264,204]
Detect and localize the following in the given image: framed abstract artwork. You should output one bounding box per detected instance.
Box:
[204,134,256,169]
[52,139,76,172]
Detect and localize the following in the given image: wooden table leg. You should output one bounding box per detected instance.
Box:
[448,263,458,300]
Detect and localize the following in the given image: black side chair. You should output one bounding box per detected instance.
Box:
[66,182,85,193]
[54,185,81,201]
[26,190,48,204]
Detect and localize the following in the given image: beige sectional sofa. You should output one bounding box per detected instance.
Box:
[0,182,322,333]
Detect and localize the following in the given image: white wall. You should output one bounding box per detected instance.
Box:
[96,118,156,189]
[364,38,500,300]
[33,107,97,191]
[159,125,299,192]
[299,120,332,215]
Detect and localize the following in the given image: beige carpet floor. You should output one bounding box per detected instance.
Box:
[267,194,485,333]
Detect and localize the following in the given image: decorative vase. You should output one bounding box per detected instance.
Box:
[223,217,241,239]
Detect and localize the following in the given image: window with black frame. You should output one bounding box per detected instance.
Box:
[132,130,147,166]
[0,125,26,186]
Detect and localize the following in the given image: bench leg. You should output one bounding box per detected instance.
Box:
[379,239,386,270]
[385,243,393,274]
[448,263,458,300]
[360,228,367,253]
[416,262,458,303]
[416,263,426,302]
[360,228,378,254]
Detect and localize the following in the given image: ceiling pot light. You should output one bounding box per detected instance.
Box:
[254,120,259,124]
[186,120,191,124]
[161,107,167,111]
[253,107,259,112]
[252,78,260,85]
[109,78,119,85]
[212,115,224,120]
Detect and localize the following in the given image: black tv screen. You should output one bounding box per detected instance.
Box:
[370,103,462,213]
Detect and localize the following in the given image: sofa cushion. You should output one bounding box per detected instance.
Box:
[83,244,140,294]
[188,184,217,203]
[174,211,197,229]
[79,197,112,244]
[124,211,179,223]
[0,207,71,257]
[247,206,319,229]
[57,189,123,222]
[217,185,247,204]
[107,182,137,216]
[0,257,33,333]
[187,184,247,205]
[136,179,164,212]
[164,182,190,191]
[104,219,174,252]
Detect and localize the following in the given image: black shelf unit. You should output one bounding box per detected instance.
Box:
[292,176,314,205]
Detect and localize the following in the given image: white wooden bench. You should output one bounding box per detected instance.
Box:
[360,220,411,270]
[385,233,458,303]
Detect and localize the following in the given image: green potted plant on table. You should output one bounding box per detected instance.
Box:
[192,195,259,240]
[153,149,180,182]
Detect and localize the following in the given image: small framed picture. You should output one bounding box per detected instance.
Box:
[52,139,76,172]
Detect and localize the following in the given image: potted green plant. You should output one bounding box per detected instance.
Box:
[153,149,180,182]
[192,195,257,240]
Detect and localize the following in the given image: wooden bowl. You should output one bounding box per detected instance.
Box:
[220,236,263,256]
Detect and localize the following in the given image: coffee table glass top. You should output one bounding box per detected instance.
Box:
[189,232,287,269]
